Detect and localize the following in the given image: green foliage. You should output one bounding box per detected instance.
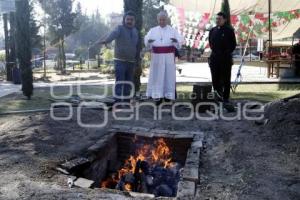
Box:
[29,0,42,51]
[0,52,5,62]
[221,0,232,27]
[0,35,4,50]
[102,49,114,61]
[74,47,88,59]
[38,0,79,72]
[15,0,33,99]
[65,6,109,59]
[143,0,169,32]
[39,0,78,42]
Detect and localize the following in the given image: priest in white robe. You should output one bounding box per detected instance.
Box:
[144,11,183,104]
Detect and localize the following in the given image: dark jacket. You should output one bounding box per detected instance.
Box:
[104,25,139,62]
[209,25,237,60]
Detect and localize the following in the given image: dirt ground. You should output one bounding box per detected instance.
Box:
[0,99,299,200]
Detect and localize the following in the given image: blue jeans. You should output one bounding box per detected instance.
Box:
[114,60,135,102]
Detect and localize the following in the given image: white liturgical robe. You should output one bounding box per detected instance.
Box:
[145,25,184,100]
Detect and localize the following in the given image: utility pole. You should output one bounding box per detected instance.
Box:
[88,42,91,70]
[3,13,10,80]
[43,13,47,78]
[268,0,272,56]
[43,25,46,78]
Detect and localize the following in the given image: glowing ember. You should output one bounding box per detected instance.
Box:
[100,138,174,191]
[124,183,132,191]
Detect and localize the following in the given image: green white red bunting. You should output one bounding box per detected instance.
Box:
[165,5,300,49]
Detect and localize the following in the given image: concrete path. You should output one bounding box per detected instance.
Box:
[176,62,300,83]
[1,63,300,98]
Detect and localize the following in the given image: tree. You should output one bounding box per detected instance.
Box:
[29,0,42,50]
[143,0,169,32]
[38,0,78,73]
[65,7,108,59]
[221,0,232,27]
[15,0,33,99]
[124,0,143,94]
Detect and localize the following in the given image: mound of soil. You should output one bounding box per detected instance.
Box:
[265,97,300,135]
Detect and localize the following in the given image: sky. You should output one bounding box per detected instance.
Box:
[76,0,124,16]
[0,0,123,41]
[0,0,124,39]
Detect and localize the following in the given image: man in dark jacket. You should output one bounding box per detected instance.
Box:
[292,39,300,77]
[95,11,139,104]
[209,12,237,103]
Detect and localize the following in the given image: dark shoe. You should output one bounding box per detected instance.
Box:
[164,98,172,103]
[154,98,163,106]
[214,91,223,102]
[223,101,235,113]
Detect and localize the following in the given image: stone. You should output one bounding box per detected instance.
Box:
[87,133,116,153]
[174,134,194,139]
[168,131,188,135]
[181,166,199,182]
[107,128,118,133]
[111,125,132,131]
[190,131,204,137]
[60,158,90,172]
[87,139,107,153]
[152,133,174,138]
[191,141,203,149]
[185,148,201,166]
[55,167,70,175]
[68,176,77,181]
[74,178,94,188]
[134,131,154,138]
[193,133,204,141]
[67,176,77,188]
[131,127,151,132]
[185,157,200,167]
[129,192,155,199]
[152,129,170,134]
[176,181,195,199]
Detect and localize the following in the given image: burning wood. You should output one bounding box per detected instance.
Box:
[100,138,182,197]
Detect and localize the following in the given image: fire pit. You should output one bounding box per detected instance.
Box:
[57,126,203,199]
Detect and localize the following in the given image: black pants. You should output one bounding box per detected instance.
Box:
[295,61,300,77]
[209,56,233,101]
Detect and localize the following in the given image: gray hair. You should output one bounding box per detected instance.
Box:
[157,10,169,19]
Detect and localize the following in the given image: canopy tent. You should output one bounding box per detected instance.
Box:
[294,28,300,38]
[170,0,300,14]
[168,0,300,90]
[166,0,300,46]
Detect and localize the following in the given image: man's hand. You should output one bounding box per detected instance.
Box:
[171,38,178,43]
[101,41,109,48]
[93,40,108,48]
[148,39,155,43]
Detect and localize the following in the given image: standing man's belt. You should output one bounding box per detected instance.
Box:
[152,46,176,54]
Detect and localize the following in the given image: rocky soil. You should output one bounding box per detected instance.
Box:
[0,98,299,200]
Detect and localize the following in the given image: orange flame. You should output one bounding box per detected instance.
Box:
[100,138,173,191]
